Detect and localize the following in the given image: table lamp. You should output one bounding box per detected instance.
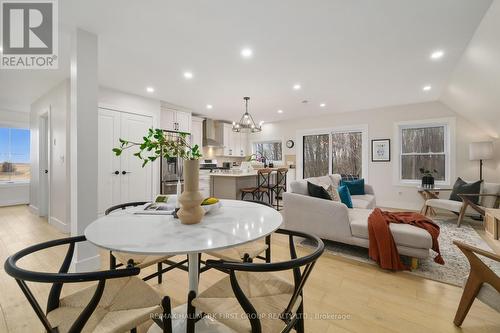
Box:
[469,141,493,180]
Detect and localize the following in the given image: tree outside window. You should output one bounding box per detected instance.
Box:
[400,125,446,182]
[0,127,31,182]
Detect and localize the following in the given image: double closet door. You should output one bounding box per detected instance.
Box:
[98,108,153,215]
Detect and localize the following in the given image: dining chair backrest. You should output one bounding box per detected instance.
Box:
[205,228,324,332]
[105,201,148,215]
[276,168,288,188]
[257,168,273,188]
[3,236,141,332]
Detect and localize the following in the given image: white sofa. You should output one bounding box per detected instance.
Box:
[283,175,432,259]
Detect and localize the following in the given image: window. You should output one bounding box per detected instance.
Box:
[331,131,363,178]
[0,127,31,182]
[303,134,329,178]
[399,124,448,183]
[299,126,368,180]
[253,141,282,162]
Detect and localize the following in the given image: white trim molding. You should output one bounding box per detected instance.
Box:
[393,117,456,187]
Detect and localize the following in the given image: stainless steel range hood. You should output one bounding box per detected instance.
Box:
[203,119,223,147]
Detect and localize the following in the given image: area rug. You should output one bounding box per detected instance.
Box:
[300,216,500,287]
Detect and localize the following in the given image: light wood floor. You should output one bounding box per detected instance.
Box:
[1,205,499,332]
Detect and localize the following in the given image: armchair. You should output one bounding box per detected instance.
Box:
[453,241,500,326]
[423,182,500,226]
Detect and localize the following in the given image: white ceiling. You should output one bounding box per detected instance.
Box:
[0,0,493,125]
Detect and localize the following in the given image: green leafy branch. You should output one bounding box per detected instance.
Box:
[112,128,202,167]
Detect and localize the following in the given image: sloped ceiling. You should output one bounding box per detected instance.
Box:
[441,0,500,138]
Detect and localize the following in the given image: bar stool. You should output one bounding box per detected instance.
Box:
[270,168,288,210]
[240,168,272,203]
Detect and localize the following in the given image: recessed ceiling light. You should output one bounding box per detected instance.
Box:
[422,85,432,91]
[146,87,155,93]
[206,104,213,109]
[183,71,193,79]
[430,50,444,60]
[293,84,301,90]
[320,103,326,107]
[277,109,283,114]
[241,48,253,58]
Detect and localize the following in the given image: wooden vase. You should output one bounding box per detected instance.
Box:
[178,159,205,225]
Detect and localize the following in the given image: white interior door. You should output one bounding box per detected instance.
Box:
[97,109,122,215]
[120,112,153,203]
[39,112,50,217]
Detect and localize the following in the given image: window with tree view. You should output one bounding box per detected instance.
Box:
[253,141,282,162]
[331,131,362,178]
[303,134,329,178]
[400,125,446,182]
[0,127,31,182]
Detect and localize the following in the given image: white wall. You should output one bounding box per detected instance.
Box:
[29,84,164,232]
[251,101,499,210]
[30,79,71,231]
[0,109,30,127]
[441,0,500,139]
[99,87,162,196]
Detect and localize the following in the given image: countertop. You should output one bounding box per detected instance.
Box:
[209,171,258,177]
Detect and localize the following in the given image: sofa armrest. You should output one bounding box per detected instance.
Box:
[283,192,353,242]
[364,184,375,195]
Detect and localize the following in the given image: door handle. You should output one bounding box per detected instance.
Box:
[122,171,128,175]
[114,171,119,175]
[44,170,48,174]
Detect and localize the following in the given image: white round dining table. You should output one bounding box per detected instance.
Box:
[84,199,282,296]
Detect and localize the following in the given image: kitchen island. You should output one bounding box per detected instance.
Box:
[210,171,258,200]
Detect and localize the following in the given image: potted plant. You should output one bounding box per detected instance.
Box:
[419,167,438,188]
[113,129,205,225]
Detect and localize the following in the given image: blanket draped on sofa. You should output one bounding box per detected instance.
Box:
[368,208,445,270]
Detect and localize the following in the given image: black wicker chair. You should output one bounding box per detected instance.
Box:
[205,200,272,264]
[4,235,173,333]
[186,228,324,333]
[106,202,189,283]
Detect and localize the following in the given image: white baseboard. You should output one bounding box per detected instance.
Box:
[28,204,39,214]
[49,216,70,234]
[70,254,101,272]
[0,200,29,207]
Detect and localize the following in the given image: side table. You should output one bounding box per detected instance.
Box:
[485,209,500,240]
[417,187,452,216]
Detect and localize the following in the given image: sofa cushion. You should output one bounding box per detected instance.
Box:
[328,174,342,187]
[349,209,432,249]
[351,194,376,209]
[425,198,463,213]
[290,180,308,195]
[338,185,353,208]
[309,176,334,189]
[307,181,332,200]
[343,179,365,195]
[481,183,500,208]
[449,177,482,205]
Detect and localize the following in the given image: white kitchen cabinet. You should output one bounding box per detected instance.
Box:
[222,123,234,156]
[98,108,153,215]
[161,108,191,133]
[191,117,204,149]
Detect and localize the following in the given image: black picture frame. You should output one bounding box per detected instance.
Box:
[371,139,390,162]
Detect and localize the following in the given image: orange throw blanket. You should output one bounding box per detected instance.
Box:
[368,208,444,271]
